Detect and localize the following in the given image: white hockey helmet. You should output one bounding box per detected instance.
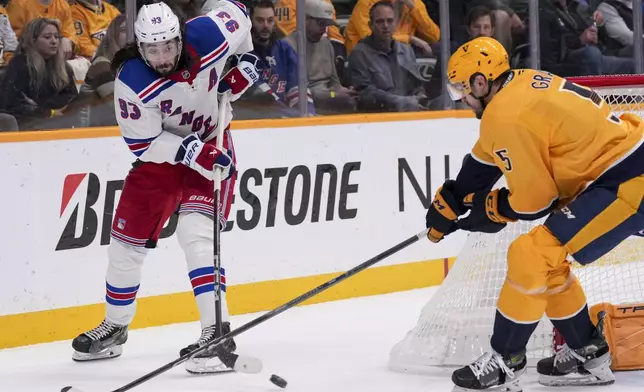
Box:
[135,2,181,44]
[135,2,183,73]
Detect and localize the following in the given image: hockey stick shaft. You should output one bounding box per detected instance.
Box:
[207,93,262,375]
[83,229,428,392]
[213,93,228,339]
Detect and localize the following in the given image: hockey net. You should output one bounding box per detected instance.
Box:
[388,74,644,372]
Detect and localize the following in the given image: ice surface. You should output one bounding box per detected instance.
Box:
[0,287,642,392]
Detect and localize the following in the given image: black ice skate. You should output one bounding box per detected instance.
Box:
[71,319,128,361]
[452,350,527,392]
[181,322,237,374]
[537,323,615,387]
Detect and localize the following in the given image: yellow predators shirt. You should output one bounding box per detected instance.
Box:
[274,0,344,45]
[472,69,644,218]
[344,0,440,53]
[7,0,78,45]
[71,1,120,58]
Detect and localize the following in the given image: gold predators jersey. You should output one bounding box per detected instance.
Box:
[7,0,78,45]
[274,0,344,45]
[343,0,440,53]
[71,0,120,58]
[472,69,644,218]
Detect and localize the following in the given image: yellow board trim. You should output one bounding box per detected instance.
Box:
[0,110,473,143]
[0,257,455,349]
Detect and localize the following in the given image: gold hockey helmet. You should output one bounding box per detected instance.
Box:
[446,37,510,101]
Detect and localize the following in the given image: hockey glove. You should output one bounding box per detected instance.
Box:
[176,135,234,181]
[218,53,261,102]
[457,188,516,233]
[425,180,465,243]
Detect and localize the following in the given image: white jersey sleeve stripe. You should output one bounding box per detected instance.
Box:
[139,79,175,104]
[200,41,230,71]
[123,135,158,157]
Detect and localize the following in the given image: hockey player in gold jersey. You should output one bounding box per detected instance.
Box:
[423,36,644,391]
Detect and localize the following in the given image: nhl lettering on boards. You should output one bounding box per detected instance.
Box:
[56,162,361,251]
[397,155,464,212]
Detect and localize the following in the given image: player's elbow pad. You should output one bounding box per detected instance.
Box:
[497,190,558,221]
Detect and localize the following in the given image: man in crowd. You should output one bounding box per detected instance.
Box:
[348,0,427,112]
[285,0,357,113]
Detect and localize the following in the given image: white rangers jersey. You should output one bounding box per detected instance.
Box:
[113,0,252,164]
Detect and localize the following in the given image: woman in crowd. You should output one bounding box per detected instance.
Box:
[84,13,125,100]
[0,17,78,129]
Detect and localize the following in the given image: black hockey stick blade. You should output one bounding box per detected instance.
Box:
[218,347,263,373]
[60,228,429,392]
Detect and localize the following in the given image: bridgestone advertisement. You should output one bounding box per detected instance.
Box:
[0,118,479,317]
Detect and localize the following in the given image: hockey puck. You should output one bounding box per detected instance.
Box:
[270,374,287,388]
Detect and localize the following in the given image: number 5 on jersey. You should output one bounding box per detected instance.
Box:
[495,148,512,171]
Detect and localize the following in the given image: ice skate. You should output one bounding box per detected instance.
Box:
[537,324,615,387]
[451,350,527,392]
[181,322,237,374]
[71,319,128,361]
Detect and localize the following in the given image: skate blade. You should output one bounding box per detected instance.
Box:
[453,372,524,392]
[184,356,235,375]
[539,354,616,387]
[452,384,522,392]
[72,345,123,362]
[538,373,616,387]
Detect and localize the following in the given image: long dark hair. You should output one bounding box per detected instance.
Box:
[20,18,71,94]
[94,14,127,62]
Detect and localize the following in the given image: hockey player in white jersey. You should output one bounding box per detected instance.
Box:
[70,0,261,374]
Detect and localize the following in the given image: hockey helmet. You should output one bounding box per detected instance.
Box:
[134,2,183,73]
[446,37,510,101]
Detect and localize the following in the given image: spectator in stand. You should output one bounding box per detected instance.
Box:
[597,0,640,57]
[348,0,427,112]
[84,13,124,100]
[71,0,120,59]
[240,0,315,115]
[539,0,634,76]
[7,0,78,59]
[344,0,440,55]
[0,4,18,65]
[83,13,124,126]
[284,0,357,113]
[425,6,497,106]
[106,0,154,13]
[0,18,78,129]
[426,0,523,54]
[164,0,213,19]
[467,5,496,40]
[273,0,346,63]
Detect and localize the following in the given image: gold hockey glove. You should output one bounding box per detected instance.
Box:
[425,180,465,243]
[458,188,516,233]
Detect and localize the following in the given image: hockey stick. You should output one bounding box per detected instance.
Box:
[206,92,262,374]
[60,228,429,392]
[213,92,226,346]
